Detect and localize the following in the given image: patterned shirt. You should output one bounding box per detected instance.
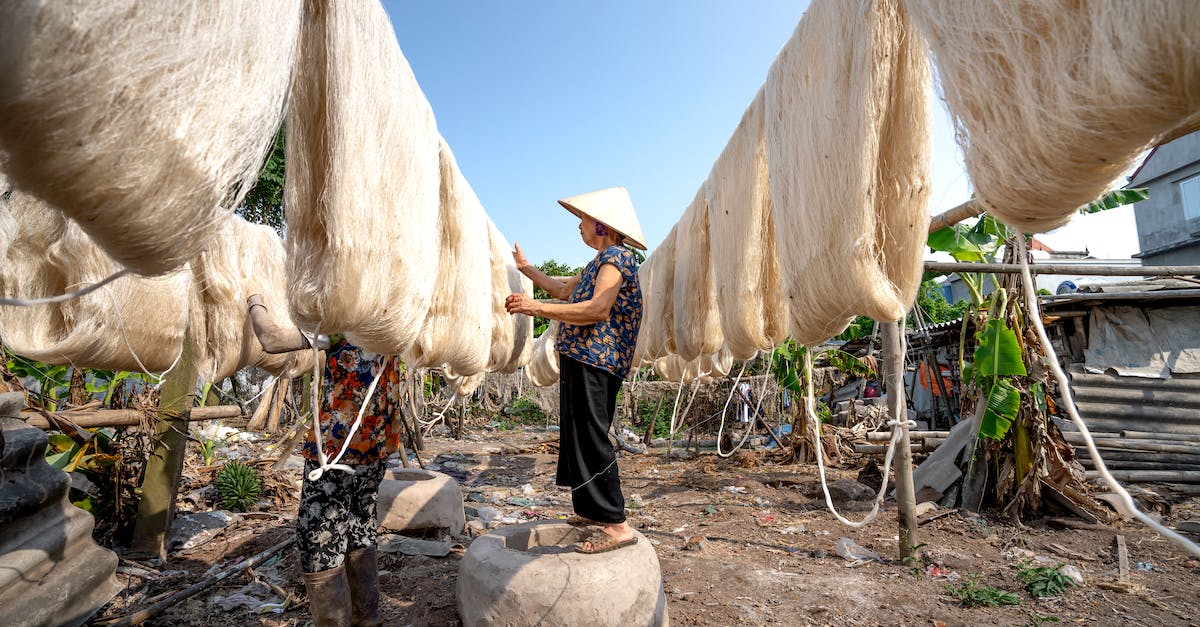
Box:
[556,245,643,378]
[301,341,404,465]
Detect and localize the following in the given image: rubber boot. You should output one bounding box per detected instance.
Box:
[345,546,382,627]
[302,564,352,627]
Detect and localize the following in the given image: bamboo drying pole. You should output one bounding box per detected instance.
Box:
[925,261,1200,276]
[882,321,918,559]
[21,405,241,430]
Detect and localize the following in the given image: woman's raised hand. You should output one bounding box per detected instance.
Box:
[512,243,531,270]
[505,293,539,316]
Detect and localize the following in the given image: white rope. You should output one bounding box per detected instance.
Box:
[1015,236,1200,557]
[716,363,758,458]
[304,336,389,482]
[420,391,459,435]
[0,269,133,306]
[806,346,910,528]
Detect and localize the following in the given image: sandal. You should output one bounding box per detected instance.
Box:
[574,532,638,554]
[563,515,600,526]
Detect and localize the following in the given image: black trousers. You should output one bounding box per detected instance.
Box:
[557,355,626,523]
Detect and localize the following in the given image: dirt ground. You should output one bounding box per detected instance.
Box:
[93,428,1200,626]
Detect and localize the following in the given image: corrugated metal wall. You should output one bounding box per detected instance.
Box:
[1069,369,1200,436]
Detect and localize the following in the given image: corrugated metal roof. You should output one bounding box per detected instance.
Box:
[1068,368,1200,436]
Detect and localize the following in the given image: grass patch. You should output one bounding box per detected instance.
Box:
[942,574,1021,608]
[1015,561,1075,598]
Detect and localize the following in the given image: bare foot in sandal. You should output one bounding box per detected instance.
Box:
[576,521,636,554]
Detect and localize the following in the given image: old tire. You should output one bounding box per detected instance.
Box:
[376,468,465,533]
[457,520,668,627]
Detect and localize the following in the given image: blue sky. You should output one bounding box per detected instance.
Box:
[385,1,972,267]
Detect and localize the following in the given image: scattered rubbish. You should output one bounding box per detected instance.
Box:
[672,524,689,534]
[914,501,937,517]
[519,483,535,496]
[779,525,806,535]
[925,564,959,580]
[377,535,452,557]
[1135,561,1160,572]
[762,425,792,450]
[835,538,882,564]
[506,497,534,508]
[169,510,235,551]
[702,506,718,516]
[753,497,771,508]
[722,486,747,494]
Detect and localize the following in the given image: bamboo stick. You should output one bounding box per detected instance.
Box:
[1074,449,1200,465]
[866,430,950,441]
[924,261,1200,277]
[1119,430,1200,442]
[1076,460,1200,472]
[1085,470,1200,483]
[1078,438,1200,454]
[21,406,240,430]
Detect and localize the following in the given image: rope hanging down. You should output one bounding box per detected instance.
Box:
[806,342,912,528]
[305,336,388,482]
[1015,237,1200,557]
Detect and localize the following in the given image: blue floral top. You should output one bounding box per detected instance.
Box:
[556,246,643,378]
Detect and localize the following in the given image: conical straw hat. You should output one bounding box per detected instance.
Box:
[557,186,647,250]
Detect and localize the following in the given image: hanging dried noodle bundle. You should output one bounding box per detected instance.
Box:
[285,0,440,353]
[637,226,679,360]
[189,216,313,382]
[486,219,535,373]
[672,186,724,361]
[630,262,655,367]
[706,88,790,359]
[525,323,560,388]
[905,0,1200,232]
[403,139,493,374]
[0,1,301,275]
[0,191,189,372]
[765,0,931,344]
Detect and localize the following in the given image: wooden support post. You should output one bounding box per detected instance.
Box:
[883,321,919,560]
[130,334,198,560]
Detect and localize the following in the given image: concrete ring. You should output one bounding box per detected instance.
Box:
[376,468,465,533]
[457,520,668,626]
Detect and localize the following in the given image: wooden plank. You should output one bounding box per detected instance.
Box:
[129,334,197,560]
[1115,534,1130,583]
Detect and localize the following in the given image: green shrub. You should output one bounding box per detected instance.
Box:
[215,461,261,512]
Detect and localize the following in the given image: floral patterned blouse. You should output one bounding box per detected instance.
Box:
[301,341,404,465]
[556,245,643,378]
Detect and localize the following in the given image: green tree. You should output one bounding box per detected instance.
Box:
[532,259,583,335]
[237,130,286,235]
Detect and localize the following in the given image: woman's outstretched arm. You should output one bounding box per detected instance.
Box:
[513,243,579,301]
[505,264,622,325]
[247,294,311,354]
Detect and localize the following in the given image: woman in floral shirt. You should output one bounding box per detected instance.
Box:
[504,186,647,554]
[248,294,401,626]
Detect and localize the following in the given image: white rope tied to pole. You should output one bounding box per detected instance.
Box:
[1015,236,1200,557]
[805,348,911,528]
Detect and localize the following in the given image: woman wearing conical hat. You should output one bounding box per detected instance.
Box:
[505,186,646,554]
